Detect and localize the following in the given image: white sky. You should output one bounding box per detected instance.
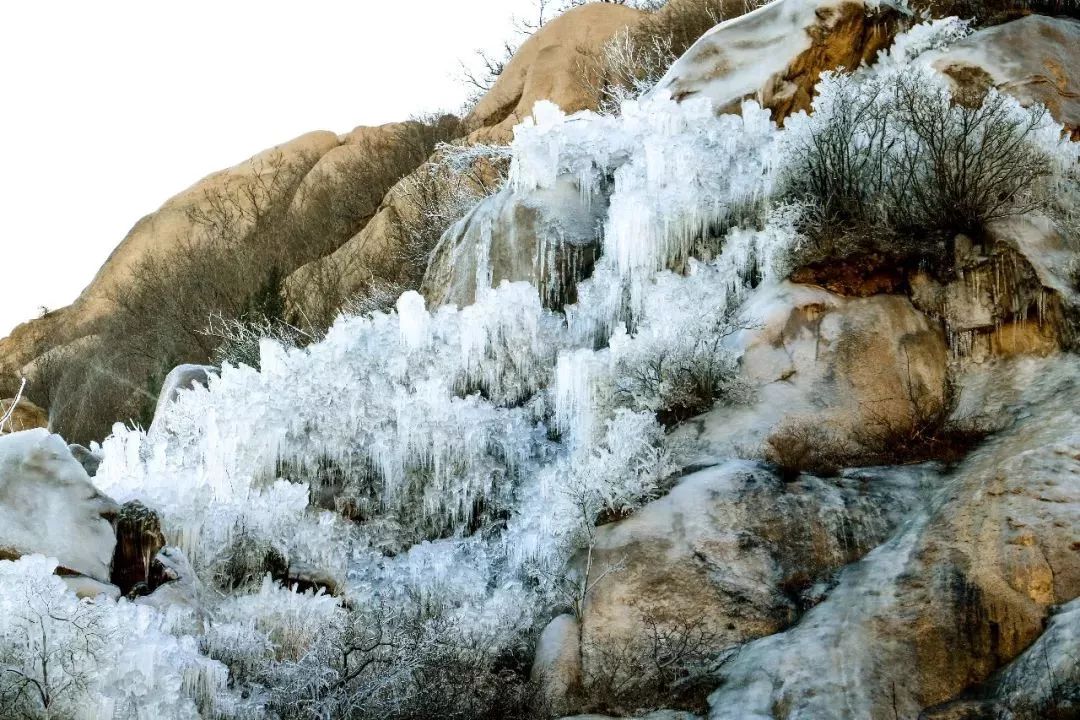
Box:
[0,0,536,337]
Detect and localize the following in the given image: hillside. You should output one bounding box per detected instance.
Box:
[1,1,1080,719]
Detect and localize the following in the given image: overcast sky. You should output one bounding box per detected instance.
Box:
[0,0,536,337]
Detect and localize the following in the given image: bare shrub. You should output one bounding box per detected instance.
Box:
[581,610,724,715]
[395,142,510,285]
[762,420,855,482]
[782,71,1060,274]
[764,376,993,480]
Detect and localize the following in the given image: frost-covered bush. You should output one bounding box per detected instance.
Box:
[612,304,753,425]
[0,555,226,720]
[780,65,1072,271]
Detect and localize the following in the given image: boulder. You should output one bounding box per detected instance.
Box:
[577,460,928,710]
[0,429,119,582]
[652,0,903,121]
[111,500,166,597]
[466,3,646,144]
[149,364,217,434]
[930,15,1080,138]
[677,283,949,464]
[68,443,102,477]
[533,614,584,715]
[0,396,48,434]
[422,176,605,310]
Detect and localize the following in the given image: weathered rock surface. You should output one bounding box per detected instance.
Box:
[422,176,605,309]
[68,443,102,477]
[0,396,48,434]
[931,15,1080,137]
[677,282,949,463]
[534,613,584,715]
[0,429,119,582]
[148,364,217,435]
[704,355,1080,719]
[466,3,645,144]
[111,500,167,597]
[652,0,903,121]
[576,460,929,712]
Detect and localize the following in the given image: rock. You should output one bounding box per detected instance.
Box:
[136,546,200,614]
[907,219,1077,360]
[111,500,166,597]
[533,614,583,715]
[577,460,927,707]
[652,0,903,121]
[0,429,119,582]
[0,396,48,434]
[679,283,949,463]
[466,3,646,144]
[930,15,1080,138]
[148,364,217,434]
[61,574,122,601]
[422,176,605,310]
[704,355,1080,719]
[68,443,102,477]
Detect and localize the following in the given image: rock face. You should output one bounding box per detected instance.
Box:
[0,121,427,407]
[111,500,167,597]
[422,176,605,309]
[0,429,119,582]
[675,283,949,464]
[704,356,1080,719]
[577,461,928,711]
[652,0,902,120]
[466,3,646,144]
[0,396,48,434]
[931,15,1080,137]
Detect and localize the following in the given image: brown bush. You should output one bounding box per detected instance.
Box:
[762,420,855,482]
[36,114,466,443]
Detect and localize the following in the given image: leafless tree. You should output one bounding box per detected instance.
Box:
[0,582,110,720]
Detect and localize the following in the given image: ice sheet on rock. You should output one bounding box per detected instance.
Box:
[0,429,119,582]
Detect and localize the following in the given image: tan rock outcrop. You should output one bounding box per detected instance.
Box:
[576,460,928,714]
[0,396,48,434]
[466,3,645,144]
[704,355,1080,719]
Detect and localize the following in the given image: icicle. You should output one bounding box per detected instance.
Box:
[396,291,430,350]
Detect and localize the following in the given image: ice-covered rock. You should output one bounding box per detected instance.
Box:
[652,0,904,120]
[577,460,930,701]
[704,355,1080,719]
[423,175,606,310]
[930,14,1080,137]
[149,364,217,434]
[533,613,584,715]
[0,429,118,582]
